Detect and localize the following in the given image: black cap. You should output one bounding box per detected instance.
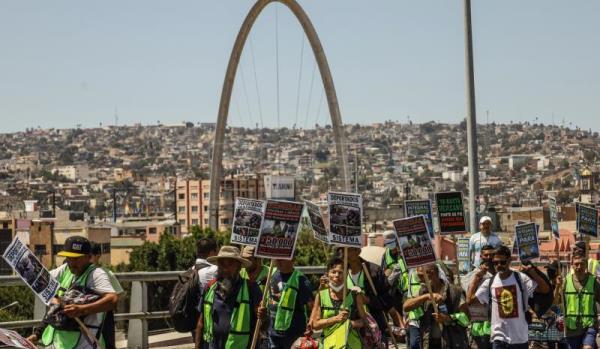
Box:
[57,236,91,257]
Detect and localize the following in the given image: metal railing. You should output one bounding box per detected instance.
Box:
[0,266,326,349]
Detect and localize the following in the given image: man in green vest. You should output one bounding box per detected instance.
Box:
[381,231,408,340]
[197,246,264,349]
[28,236,118,349]
[262,257,314,349]
[466,244,495,349]
[564,251,600,349]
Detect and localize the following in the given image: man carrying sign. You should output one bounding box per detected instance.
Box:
[29,236,119,349]
[260,256,314,349]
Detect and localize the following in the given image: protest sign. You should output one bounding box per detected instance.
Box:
[2,238,59,304]
[327,192,363,247]
[0,328,37,349]
[393,215,437,269]
[404,200,434,239]
[515,222,540,261]
[457,237,470,273]
[435,192,466,234]
[255,200,304,260]
[549,197,560,240]
[577,203,598,237]
[231,198,266,246]
[305,201,329,244]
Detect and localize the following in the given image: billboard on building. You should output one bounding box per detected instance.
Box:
[264,175,295,201]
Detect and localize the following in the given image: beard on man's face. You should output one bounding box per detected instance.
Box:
[216,273,239,295]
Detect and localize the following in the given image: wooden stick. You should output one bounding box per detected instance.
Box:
[74,317,104,349]
[361,263,399,349]
[342,247,348,304]
[250,259,275,349]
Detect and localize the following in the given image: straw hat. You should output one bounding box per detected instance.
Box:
[207,246,252,268]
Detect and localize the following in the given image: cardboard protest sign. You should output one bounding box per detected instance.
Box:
[549,197,559,240]
[577,203,598,237]
[457,237,470,273]
[515,222,540,261]
[231,198,266,246]
[255,200,304,260]
[305,201,329,244]
[393,215,437,269]
[435,192,466,234]
[0,328,37,349]
[327,192,363,247]
[404,200,434,239]
[2,238,59,305]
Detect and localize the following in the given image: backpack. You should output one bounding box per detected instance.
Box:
[169,267,201,332]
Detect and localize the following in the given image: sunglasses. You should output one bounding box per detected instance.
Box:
[493,260,509,266]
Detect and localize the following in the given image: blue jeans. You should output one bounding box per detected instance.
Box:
[492,341,528,349]
[566,326,598,349]
[473,335,491,349]
[408,325,421,349]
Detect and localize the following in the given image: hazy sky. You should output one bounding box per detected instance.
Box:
[1,1,599,133]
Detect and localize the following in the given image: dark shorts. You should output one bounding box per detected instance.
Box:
[566,327,598,349]
[492,341,528,349]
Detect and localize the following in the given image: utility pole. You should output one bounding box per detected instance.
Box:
[463,0,480,233]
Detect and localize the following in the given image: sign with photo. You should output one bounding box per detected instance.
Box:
[231,198,266,246]
[393,215,437,269]
[305,201,329,244]
[404,200,434,239]
[2,238,59,304]
[457,237,471,273]
[515,222,540,261]
[255,200,304,260]
[327,192,363,247]
[549,196,559,240]
[577,203,598,237]
[435,191,466,235]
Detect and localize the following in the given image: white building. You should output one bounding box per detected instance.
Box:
[53,165,90,181]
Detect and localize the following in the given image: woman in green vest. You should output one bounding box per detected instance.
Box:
[310,256,367,349]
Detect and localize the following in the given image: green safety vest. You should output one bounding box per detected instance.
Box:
[565,273,597,330]
[384,249,408,292]
[41,264,105,349]
[407,272,424,321]
[346,271,365,290]
[203,279,251,349]
[589,259,599,275]
[273,269,302,331]
[319,289,362,349]
[471,321,491,337]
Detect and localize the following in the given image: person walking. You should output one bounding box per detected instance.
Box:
[261,257,314,349]
[29,236,119,349]
[466,245,496,349]
[310,256,367,349]
[468,216,502,270]
[196,246,265,349]
[90,242,124,349]
[240,246,270,292]
[469,245,550,349]
[563,251,600,349]
[404,263,469,348]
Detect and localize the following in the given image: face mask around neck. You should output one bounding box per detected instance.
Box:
[330,283,344,293]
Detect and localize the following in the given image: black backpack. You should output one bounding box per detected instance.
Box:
[169,268,201,332]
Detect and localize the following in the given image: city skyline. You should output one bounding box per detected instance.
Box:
[1,0,599,133]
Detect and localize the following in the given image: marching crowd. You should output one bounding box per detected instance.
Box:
[21,216,600,349]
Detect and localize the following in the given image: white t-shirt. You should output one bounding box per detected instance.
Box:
[196,259,218,292]
[469,232,502,268]
[50,263,116,349]
[475,271,537,344]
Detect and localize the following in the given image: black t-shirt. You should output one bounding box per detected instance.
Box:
[203,278,262,349]
[268,270,314,338]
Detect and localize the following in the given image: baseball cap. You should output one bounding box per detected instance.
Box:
[383,231,398,249]
[57,236,91,258]
[479,216,492,224]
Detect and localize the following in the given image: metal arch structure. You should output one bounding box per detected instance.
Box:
[209,0,350,230]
